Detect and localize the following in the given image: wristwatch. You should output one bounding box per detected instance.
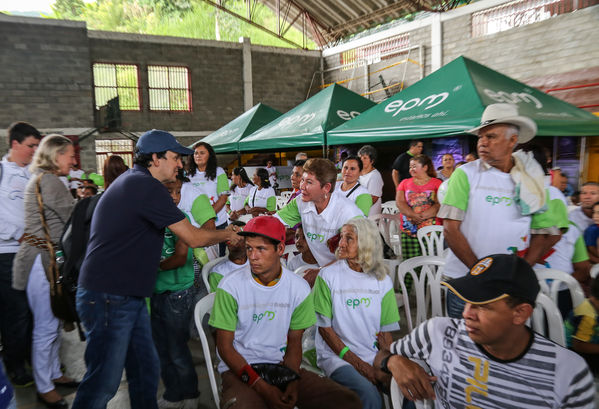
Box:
[380,354,394,374]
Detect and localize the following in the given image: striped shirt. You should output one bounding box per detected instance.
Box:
[391,317,595,409]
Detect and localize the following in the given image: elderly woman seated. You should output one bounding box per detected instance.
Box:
[313,218,400,409]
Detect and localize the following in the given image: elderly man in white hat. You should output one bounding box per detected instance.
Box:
[438,103,567,318]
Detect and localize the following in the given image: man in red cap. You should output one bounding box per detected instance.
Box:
[376,253,594,409]
[209,215,360,409]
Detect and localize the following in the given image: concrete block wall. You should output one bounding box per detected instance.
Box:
[0,16,94,154]
[442,5,599,81]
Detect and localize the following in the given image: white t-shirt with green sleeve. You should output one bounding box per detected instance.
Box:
[313,260,400,376]
[209,265,316,373]
[243,186,276,211]
[439,160,561,279]
[334,183,373,217]
[275,192,364,267]
[208,258,249,293]
[180,167,229,226]
[229,184,253,212]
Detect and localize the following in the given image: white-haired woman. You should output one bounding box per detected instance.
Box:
[313,218,400,409]
[12,134,78,408]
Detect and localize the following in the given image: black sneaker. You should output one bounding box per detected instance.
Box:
[10,369,34,388]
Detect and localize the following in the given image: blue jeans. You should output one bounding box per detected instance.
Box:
[72,287,159,409]
[330,364,381,409]
[150,286,199,402]
[446,291,466,319]
[0,253,32,374]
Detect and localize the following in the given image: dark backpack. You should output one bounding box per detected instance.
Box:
[59,194,101,340]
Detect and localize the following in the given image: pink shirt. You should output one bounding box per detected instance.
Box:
[397,177,442,236]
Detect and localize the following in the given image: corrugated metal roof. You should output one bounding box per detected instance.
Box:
[260,0,464,46]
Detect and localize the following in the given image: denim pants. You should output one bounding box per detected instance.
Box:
[0,252,32,374]
[150,286,199,402]
[330,364,382,409]
[72,287,159,409]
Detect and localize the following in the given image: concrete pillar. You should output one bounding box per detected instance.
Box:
[239,37,253,111]
[430,13,442,73]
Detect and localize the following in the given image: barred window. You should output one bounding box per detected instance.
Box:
[148,65,192,111]
[92,63,140,110]
[95,140,134,174]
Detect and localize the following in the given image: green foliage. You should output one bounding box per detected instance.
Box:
[48,0,315,49]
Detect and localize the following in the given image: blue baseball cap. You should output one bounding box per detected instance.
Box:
[136,129,194,155]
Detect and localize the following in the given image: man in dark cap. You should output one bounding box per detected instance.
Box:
[377,254,594,409]
[73,130,241,409]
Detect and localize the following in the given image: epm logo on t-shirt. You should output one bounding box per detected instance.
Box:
[253,310,275,324]
[346,297,371,309]
[485,195,514,206]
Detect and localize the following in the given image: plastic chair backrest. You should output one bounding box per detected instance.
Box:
[280,191,292,201]
[372,214,402,259]
[531,292,566,347]
[294,265,312,277]
[533,267,585,311]
[416,225,445,257]
[276,196,287,210]
[202,256,227,293]
[397,256,446,332]
[193,293,220,407]
[390,376,434,409]
[591,264,599,279]
[382,201,399,214]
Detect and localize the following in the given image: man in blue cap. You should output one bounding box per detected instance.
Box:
[73,130,241,409]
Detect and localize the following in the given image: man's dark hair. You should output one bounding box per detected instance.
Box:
[8,121,41,145]
[294,159,306,168]
[245,233,279,248]
[189,141,217,180]
[582,182,599,188]
[505,295,535,308]
[591,277,599,299]
[133,147,166,168]
[409,140,423,148]
[84,186,98,195]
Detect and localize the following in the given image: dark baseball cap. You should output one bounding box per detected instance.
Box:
[136,129,193,155]
[442,254,540,305]
[238,216,286,243]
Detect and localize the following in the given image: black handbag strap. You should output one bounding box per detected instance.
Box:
[345,182,361,198]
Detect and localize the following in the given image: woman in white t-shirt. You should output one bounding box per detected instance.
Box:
[180,142,229,255]
[313,218,400,409]
[358,145,384,218]
[335,155,372,217]
[240,168,276,217]
[228,167,254,221]
[286,225,318,272]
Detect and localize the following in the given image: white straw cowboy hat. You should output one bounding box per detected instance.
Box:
[468,103,537,144]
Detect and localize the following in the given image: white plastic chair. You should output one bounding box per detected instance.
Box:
[280,191,292,201]
[202,256,226,293]
[193,293,220,408]
[372,214,402,259]
[390,375,434,409]
[416,225,445,257]
[591,264,599,279]
[533,267,585,311]
[531,292,566,347]
[382,201,399,215]
[294,265,312,277]
[397,256,446,332]
[276,196,287,210]
[384,259,403,308]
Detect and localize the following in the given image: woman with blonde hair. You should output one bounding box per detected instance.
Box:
[313,218,400,409]
[12,134,78,408]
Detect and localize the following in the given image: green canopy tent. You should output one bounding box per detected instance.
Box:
[238,83,376,152]
[197,103,282,153]
[327,56,599,145]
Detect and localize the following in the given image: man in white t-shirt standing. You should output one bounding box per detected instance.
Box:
[570,182,599,234]
[377,253,594,408]
[266,160,277,189]
[0,122,41,387]
[439,104,565,317]
[209,216,360,409]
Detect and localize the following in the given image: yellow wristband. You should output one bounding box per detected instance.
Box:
[339,346,350,360]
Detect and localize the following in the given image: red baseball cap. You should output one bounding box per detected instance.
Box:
[238,216,286,243]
